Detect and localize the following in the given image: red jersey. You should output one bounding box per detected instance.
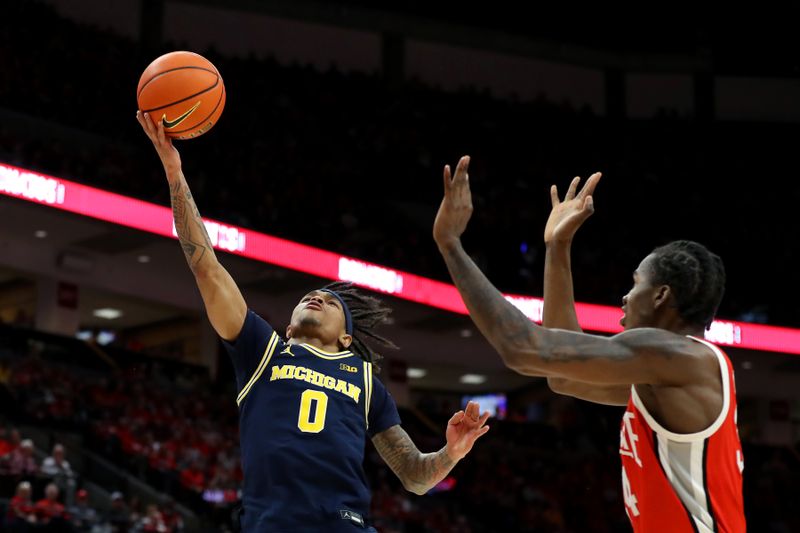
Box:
[7,496,35,521]
[35,498,66,523]
[619,336,745,533]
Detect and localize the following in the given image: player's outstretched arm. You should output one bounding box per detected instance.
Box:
[372,401,489,496]
[541,174,628,405]
[542,173,601,332]
[546,378,629,406]
[433,157,705,386]
[136,111,246,340]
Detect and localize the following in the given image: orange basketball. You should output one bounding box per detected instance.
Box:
[137,51,226,140]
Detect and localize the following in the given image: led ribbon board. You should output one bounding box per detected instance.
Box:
[1,162,798,354]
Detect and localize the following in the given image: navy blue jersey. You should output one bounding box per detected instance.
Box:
[224,310,401,532]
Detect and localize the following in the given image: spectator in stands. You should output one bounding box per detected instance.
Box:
[0,426,15,456]
[34,482,67,527]
[67,488,99,532]
[0,427,20,473]
[179,460,205,494]
[6,480,37,530]
[8,438,38,476]
[8,428,22,449]
[104,491,132,533]
[41,443,76,502]
[133,504,167,533]
[128,496,144,527]
[159,499,184,533]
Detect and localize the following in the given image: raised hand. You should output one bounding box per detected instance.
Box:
[444,400,490,461]
[544,172,602,245]
[433,156,473,248]
[136,110,181,174]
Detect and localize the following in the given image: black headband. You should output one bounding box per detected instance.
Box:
[320,289,353,336]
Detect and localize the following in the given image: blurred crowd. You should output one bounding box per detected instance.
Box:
[0,426,185,532]
[0,2,799,532]
[6,356,240,513]
[2,343,799,532]
[1,2,798,327]
[0,350,631,532]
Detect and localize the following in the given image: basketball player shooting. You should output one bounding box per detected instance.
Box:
[433,156,745,532]
[136,114,490,532]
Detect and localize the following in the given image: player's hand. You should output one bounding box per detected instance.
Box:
[136,110,181,174]
[433,156,473,249]
[544,172,602,245]
[444,400,490,461]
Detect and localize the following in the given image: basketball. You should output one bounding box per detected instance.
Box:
[137,51,226,140]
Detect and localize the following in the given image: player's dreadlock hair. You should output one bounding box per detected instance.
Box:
[323,281,397,372]
[649,240,726,330]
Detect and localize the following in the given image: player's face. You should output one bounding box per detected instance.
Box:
[620,254,660,330]
[289,290,347,343]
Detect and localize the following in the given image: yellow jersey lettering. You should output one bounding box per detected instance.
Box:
[334,379,349,395]
[269,364,362,403]
[347,383,361,403]
[271,365,298,381]
[270,366,282,381]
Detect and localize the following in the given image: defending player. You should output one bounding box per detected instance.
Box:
[433,157,745,532]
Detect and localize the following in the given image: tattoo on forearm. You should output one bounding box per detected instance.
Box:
[169,177,215,272]
[373,427,455,494]
[440,244,536,350]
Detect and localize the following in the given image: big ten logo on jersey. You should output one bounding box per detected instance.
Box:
[339,363,358,373]
[619,411,642,467]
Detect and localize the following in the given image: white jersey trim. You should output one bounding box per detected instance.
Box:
[653,435,716,533]
[630,335,730,443]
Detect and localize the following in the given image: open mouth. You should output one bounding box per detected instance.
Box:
[305,303,323,311]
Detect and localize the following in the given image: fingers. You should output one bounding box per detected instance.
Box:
[448,410,465,426]
[136,110,151,134]
[466,424,491,446]
[465,401,479,420]
[137,111,158,141]
[453,155,470,184]
[459,403,490,428]
[444,156,471,195]
[565,176,580,201]
[474,425,490,438]
[156,115,167,145]
[556,172,602,207]
[584,195,594,214]
[578,172,602,199]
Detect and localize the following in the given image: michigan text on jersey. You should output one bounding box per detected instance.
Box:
[270,365,362,402]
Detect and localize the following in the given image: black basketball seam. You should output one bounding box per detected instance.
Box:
[137,65,218,99]
[139,75,219,114]
[170,83,226,137]
[140,75,220,114]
